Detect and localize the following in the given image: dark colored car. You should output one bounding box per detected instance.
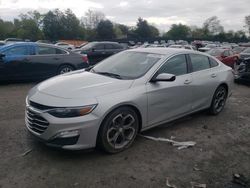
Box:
[239,47,250,60]
[73,42,124,65]
[235,58,250,85]
[207,48,238,68]
[0,42,89,81]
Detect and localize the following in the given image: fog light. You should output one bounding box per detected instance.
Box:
[56,130,80,138]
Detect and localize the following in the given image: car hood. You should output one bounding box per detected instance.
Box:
[35,71,134,99]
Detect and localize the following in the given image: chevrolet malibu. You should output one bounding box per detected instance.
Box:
[25,48,234,153]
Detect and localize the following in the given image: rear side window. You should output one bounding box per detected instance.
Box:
[158,54,187,76]
[105,44,114,49]
[190,54,210,72]
[209,57,219,67]
[37,46,56,55]
[94,44,105,50]
[3,46,29,56]
[56,49,67,54]
[37,46,66,55]
[223,50,230,57]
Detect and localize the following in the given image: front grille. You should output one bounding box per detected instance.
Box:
[26,108,49,134]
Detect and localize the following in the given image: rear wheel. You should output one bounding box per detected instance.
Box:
[209,86,228,115]
[58,65,74,75]
[97,107,139,153]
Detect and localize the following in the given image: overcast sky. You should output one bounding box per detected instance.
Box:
[0,0,249,32]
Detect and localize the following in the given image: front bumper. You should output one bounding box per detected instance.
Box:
[25,107,101,150]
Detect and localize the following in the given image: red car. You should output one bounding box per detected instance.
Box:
[207,48,238,68]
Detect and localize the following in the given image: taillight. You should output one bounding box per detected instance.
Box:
[82,54,89,64]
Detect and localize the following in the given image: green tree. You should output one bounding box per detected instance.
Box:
[244,15,250,35]
[82,9,105,29]
[134,17,159,39]
[96,20,114,39]
[203,16,224,36]
[43,9,64,41]
[0,19,15,39]
[164,24,190,40]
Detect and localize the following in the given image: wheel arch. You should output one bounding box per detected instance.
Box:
[57,63,76,73]
[97,103,143,141]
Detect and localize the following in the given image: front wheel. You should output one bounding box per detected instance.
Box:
[209,86,228,115]
[97,107,139,153]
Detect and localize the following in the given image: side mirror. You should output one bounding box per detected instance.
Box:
[91,48,96,52]
[151,73,176,82]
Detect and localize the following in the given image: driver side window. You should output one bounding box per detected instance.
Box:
[157,54,188,76]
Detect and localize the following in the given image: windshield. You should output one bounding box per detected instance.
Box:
[207,49,223,56]
[80,42,95,50]
[242,47,250,53]
[92,51,162,79]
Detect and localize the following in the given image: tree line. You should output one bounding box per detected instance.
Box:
[0,9,249,43]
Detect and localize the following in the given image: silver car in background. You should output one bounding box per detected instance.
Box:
[25,48,234,153]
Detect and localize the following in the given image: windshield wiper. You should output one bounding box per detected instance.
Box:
[96,72,123,79]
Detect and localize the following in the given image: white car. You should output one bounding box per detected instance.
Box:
[25,48,234,153]
[55,42,75,50]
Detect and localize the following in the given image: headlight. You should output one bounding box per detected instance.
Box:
[48,105,97,118]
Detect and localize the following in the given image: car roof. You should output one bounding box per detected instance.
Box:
[128,47,201,56]
[0,42,69,51]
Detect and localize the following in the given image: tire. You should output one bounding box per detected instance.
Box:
[97,107,139,154]
[58,65,74,75]
[209,85,228,115]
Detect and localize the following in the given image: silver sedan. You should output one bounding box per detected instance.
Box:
[25,48,234,153]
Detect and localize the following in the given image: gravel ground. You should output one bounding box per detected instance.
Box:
[0,82,249,188]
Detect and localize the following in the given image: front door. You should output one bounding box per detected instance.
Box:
[146,54,193,126]
[0,45,31,80]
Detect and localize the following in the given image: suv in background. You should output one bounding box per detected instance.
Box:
[73,41,124,65]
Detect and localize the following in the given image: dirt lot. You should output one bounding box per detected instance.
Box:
[0,82,249,188]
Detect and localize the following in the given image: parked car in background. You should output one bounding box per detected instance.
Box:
[232,46,247,60]
[239,47,250,60]
[55,42,75,50]
[25,48,233,153]
[235,57,250,84]
[73,41,124,65]
[198,44,218,52]
[36,40,52,44]
[169,45,195,50]
[75,42,88,49]
[0,41,5,47]
[207,48,238,68]
[0,42,89,81]
[4,38,23,44]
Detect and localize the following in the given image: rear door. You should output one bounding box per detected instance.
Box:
[87,43,106,65]
[28,45,68,78]
[188,54,219,110]
[104,43,123,57]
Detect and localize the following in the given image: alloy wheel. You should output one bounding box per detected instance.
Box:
[106,113,136,149]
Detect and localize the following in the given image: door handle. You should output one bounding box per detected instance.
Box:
[53,57,60,60]
[184,79,192,84]
[24,58,30,61]
[101,52,106,54]
[211,73,217,78]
